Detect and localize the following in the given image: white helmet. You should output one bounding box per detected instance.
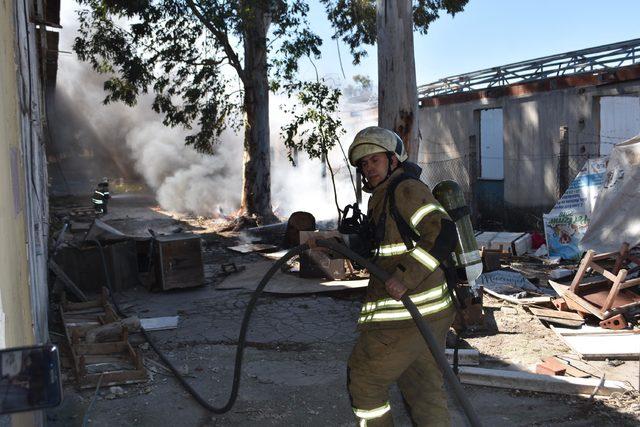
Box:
[348,126,408,167]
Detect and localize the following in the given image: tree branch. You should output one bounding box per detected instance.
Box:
[185,0,245,80]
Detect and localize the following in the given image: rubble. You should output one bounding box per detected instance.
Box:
[47,195,640,425]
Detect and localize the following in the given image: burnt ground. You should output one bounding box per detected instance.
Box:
[46,194,640,426]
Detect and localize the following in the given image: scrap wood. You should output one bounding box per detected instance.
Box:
[457,366,631,396]
[85,316,141,343]
[61,289,147,388]
[528,306,584,327]
[563,249,640,319]
[49,260,88,302]
[483,287,552,305]
[548,356,592,378]
[554,354,603,378]
[550,325,640,360]
[536,357,567,376]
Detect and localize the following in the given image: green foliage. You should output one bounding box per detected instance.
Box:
[352,74,372,90]
[73,0,324,153]
[280,81,345,165]
[320,0,469,64]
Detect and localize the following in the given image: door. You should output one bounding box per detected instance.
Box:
[477,108,505,228]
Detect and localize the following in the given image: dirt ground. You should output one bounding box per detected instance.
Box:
[46,194,640,426]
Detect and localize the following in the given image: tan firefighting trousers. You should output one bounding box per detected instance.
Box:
[347,309,455,427]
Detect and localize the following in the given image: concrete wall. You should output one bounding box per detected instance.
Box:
[418,79,640,229]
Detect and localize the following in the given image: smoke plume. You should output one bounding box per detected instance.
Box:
[53,3,370,220]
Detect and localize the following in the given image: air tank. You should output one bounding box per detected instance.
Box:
[432,180,483,286]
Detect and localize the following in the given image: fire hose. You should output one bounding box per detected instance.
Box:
[93,238,481,426]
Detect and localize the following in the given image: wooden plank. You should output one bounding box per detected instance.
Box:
[483,288,552,305]
[554,354,602,378]
[602,269,627,311]
[79,369,147,389]
[550,357,591,378]
[570,250,594,292]
[75,341,129,355]
[562,289,604,319]
[457,366,631,396]
[49,260,88,302]
[534,316,584,327]
[551,325,640,360]
[551,325,639,336]
[529,307,584,321]
[589,263,618,283]
[619,277,640,289]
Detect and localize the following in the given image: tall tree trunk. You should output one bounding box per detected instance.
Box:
[240,5,276,222]
[377,0,420,162]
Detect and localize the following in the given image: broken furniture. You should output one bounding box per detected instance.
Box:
[150,233,204,291]
[553,245,640,323]
[61,289,147,389]
[54,239,141,293]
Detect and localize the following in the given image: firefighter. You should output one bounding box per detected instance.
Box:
[345,126,457,426]
[92,178,110,215]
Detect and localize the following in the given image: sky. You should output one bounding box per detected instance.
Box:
[303,0,640,87]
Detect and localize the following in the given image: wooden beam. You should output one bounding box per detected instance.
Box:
[570,250,594,292]
[528,307,584,321]
[562,289,605,319]
[602,269,627,311]
[49,260,88,302]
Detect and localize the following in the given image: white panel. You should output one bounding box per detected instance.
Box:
[480,108,504,179]
[600,96,640,156]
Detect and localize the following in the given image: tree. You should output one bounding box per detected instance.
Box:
[321,0,468,160]
[73,1,323,222]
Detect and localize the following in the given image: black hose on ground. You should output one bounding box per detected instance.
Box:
[91,238,308,413]
[91,238,481,425]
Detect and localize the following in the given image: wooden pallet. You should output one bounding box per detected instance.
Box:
[61,289,147,389]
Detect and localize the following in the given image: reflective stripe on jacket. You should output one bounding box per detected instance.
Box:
[358,167,454,330]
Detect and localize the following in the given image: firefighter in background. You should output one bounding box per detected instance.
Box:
[92,177,110,215]
[345,127,458,426]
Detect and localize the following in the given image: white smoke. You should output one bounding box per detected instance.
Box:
[56,3,373,220]
[124,122,242,216]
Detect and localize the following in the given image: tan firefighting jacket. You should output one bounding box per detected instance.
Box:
[358,167,455,330]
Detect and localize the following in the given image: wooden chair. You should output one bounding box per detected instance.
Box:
[564,243,640,319]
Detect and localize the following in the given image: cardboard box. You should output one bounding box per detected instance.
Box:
[475,232,532,256]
